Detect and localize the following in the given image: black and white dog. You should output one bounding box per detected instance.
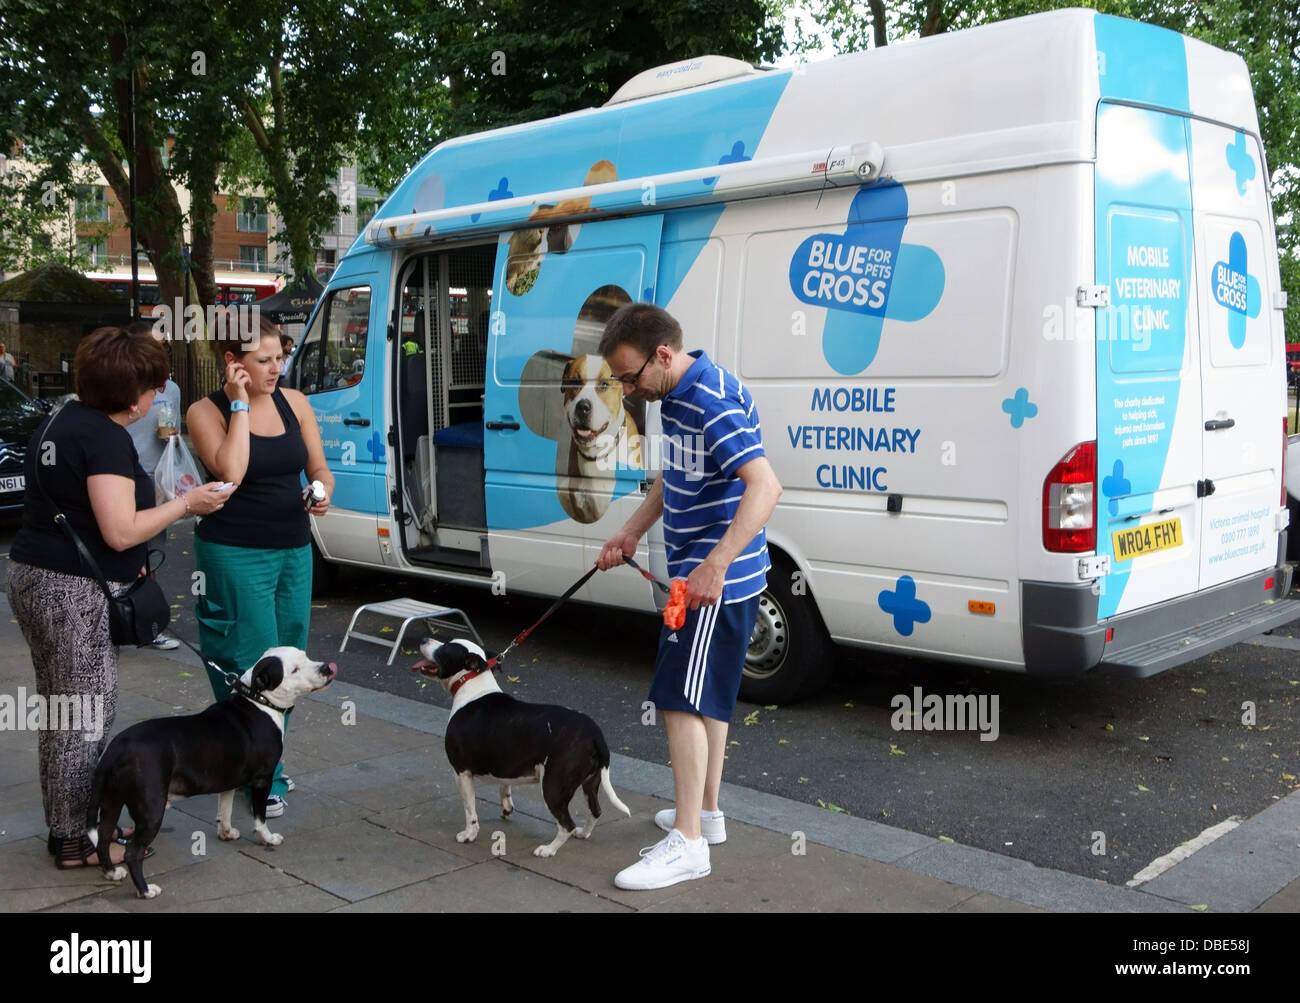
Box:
[416,638,630,857]
[86,647,337,898]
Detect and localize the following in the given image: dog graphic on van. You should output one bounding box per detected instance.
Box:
[557,353,643,523]
[504,161,618,295]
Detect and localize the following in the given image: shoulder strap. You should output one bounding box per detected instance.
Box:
[271,386,300,431]
[32,403,161,595]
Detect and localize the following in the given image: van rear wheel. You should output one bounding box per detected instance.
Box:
[739,554,834,705]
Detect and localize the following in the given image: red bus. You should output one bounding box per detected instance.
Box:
[85,268,280,312]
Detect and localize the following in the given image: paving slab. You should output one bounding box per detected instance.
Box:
[295,747,456,810]
[364,796,502,862]
[268,817,473,902]
[331,859,632,913]
[280,702,437,772]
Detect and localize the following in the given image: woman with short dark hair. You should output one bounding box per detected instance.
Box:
[7,326,231,869]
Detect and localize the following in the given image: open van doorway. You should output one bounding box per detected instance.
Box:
[394,243,495,570]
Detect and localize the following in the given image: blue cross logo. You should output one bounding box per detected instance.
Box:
[366,430,386,462]
[471,177,513,222]
[704,141,751,186]
[1211,232,1261,350]
[1225,132,1256,196]
[1102,459,1132,517]
[1001,388,1038,429]
[878,575,931,637]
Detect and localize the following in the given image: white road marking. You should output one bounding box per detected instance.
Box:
[1126,816,1243,887]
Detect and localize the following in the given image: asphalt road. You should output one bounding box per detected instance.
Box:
[3,513,1297,887]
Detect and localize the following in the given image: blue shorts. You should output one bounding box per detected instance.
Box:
[648,596,760,722]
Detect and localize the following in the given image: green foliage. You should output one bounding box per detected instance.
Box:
[419,0,788,142]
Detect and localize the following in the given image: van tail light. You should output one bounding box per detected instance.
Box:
[1043,441,1096,553]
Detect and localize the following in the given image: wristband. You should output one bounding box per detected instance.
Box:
[230,400,250,413]
[182,494,190,514]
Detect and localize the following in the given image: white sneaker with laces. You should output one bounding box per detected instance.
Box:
[654,808,726,844]
[614,829,710,890]
[149,635,180,651]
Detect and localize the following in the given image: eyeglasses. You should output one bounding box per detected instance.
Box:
[616,350,657,388]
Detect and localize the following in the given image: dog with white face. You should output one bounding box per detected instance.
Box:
[416,638,630,858]
[86,647,337,898]
[556,354,643,523]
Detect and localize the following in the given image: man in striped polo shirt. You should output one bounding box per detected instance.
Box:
[596,303,782,890]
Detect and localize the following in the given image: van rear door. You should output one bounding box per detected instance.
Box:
[1094,102,1203,619]
[1188,118,1284,588]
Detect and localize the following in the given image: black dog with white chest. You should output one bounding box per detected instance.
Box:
[86,647,336,898]
[416,638,630,856]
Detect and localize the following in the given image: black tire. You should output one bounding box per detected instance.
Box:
[1288,493,1300,564]
[310,538,340,597]
[738,552,835,705]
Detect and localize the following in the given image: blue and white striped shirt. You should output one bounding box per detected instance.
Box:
[660,351,770,603]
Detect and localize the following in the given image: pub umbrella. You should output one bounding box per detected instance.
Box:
[256,274,325,324]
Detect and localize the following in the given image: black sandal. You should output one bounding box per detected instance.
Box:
[50,834,153,869]
[48,826,134,854]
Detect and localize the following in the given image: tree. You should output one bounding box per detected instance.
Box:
[419,0,789,141]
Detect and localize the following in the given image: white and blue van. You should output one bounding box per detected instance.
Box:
[287,8,1298,701]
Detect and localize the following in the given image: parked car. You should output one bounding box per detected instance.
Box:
[0,378,50,514]
[1287,346,1300,387]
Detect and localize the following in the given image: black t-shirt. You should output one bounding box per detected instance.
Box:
[195,387,311,549]
[11,401,154,582]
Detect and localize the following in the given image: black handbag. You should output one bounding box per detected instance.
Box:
[32,405,173,647]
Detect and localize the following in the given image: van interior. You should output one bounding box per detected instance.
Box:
[394,243,494,570]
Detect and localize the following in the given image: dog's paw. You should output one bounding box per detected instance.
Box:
[533,844,557,858]
[138,884,162,899]
[500,798,514,818]
[257,831,283,848]
[456,824,479,844]
[217,826,240,842]
[106,865,128,882]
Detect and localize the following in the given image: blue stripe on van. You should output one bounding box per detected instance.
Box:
[1093,17,1192,620]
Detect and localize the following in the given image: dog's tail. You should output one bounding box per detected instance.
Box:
[600,767,631,817]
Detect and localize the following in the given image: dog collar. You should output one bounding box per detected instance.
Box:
[231,679,290,712]
[448,667,488,697]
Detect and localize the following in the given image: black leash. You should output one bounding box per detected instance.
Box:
[171,635,290,712]
[620,554,671,594]
[486,564,601,669]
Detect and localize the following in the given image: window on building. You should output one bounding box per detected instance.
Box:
[239,245,267,271]
[237,197,267,233]
[77,238,107,265]
[75,186,108,223]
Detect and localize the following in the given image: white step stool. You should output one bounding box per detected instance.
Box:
[339,598,483,665]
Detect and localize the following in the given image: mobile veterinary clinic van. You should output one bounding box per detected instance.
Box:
[288,9,1299,702]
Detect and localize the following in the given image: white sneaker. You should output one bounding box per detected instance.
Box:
[149,635,180,651]
[654,808,726,844]
[614,830,710,891]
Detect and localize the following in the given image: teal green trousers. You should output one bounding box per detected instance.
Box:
[194,537,313,800]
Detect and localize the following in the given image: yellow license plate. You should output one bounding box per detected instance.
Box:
[1111,517,1183,561]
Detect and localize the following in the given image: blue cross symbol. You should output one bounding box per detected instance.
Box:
[366,430,386,462]
[704,141,751,186]
[472,177,513,222]
[1102,459,1131,517]
[1212,232,1261,350]
[878,575,931,637]
[1225,132,1256,196]
[1001,388,1038,429]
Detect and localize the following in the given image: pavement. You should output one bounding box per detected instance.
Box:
[1,595,1298,914]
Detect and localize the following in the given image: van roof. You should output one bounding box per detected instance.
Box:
[345,8,1258,265]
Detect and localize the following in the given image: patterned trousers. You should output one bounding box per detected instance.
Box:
[7,562,123,839]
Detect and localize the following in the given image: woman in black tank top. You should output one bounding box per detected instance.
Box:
[185,315,335,818]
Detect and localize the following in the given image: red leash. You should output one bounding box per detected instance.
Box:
[412,563,603,680]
